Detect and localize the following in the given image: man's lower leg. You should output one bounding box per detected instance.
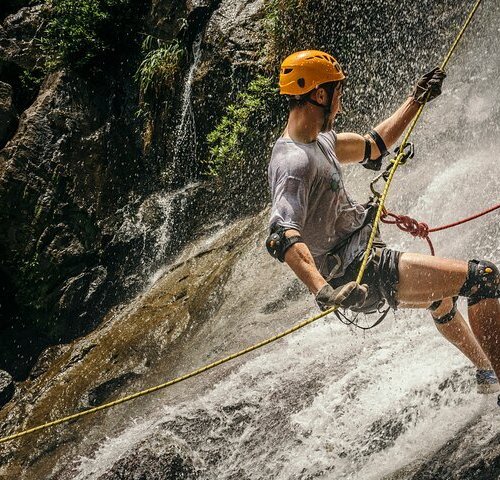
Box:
[433,309,492,370]
[468,299,500,381]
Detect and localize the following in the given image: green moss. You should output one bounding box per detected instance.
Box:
[205,75,285,214]
[41,0,140,72]
[262,0,317,71]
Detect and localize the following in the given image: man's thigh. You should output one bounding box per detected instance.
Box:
[395,252,468,306]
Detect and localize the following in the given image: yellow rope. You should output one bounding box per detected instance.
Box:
[356,0,484,284]
[0,0,484,446]
[0,307,335,445]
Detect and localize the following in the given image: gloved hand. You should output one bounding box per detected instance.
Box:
[315,282,369,311]
[411,67,446,104]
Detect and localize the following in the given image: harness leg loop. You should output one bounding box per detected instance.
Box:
[428,297,458,324]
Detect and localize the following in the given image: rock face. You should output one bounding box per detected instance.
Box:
[0,81,17,147]
[0,0,269,380]
[96,443,200,480]
[0,370,14,408]
[0,65,148,377]
[0,4,47,70]
[0,211,264,478]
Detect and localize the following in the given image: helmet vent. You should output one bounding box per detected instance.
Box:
[283,68,293,74]
[297,78,305,88]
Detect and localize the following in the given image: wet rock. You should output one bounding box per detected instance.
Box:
[1,1,31,22]
[85,372,140,407]
[65,340,97,369]
[29,343,70,380]
[0,212,264,477]
[0,66,144,376]
[0,369,14,407]
[0,81,17,146]
[403,421,500,480]
[96,443,200,480]
[204,0,264,65]
[190,0,266,159]
[0,4,47,69]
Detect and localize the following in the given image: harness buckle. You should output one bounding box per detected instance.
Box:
[369,142,415,197]
[392,142,415,165]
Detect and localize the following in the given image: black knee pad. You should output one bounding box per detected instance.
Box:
[428,297,458,324]
[459,259,500,306]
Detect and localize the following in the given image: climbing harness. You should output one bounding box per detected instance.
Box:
[0,0,486,446]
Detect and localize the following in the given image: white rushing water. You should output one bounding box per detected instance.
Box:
[63,3,500,479]
[170,33,203,182]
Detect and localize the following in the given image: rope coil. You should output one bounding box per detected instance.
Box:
[0,0,486,446]
[381,203,500,256]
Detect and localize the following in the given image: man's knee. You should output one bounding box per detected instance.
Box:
[429,297,458,324]
[459,259,500,306]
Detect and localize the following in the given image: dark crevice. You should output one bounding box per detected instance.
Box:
[1,0,32,23]
[0,59,44,116]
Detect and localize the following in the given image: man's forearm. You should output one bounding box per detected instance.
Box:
[284,241,327,295]
[373,97,420,152]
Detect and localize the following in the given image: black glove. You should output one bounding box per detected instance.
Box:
[315,282,369,311]
[411,67,446,104]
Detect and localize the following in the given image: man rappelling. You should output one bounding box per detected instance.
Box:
[266,50,500,395]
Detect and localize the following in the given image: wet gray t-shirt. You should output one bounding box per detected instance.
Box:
[268,131,372,278]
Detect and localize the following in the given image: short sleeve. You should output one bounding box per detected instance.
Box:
[318,130,337,154]
[268,144,313,232]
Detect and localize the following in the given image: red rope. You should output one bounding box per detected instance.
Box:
[381,203,500,256]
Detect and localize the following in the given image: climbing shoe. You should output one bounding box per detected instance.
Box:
[476,369,500,394]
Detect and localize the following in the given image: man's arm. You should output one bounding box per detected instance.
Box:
[281,229,368,310]
[282,229,327,294]
[335,97,420,164]
[336,67,446,165]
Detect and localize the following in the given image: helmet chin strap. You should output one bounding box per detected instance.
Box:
[305,95,332,132]
[305,96,331,115]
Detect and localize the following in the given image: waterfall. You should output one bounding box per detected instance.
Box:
[72,7,498,480]
[171,33,203,184]
[11,2,500,479]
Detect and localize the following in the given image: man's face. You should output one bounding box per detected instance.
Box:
[321,82,343,133]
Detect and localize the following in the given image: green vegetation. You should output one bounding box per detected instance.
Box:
[204,0,317,215]
[206,75,285,213]
[262,0,316,70]
[206,76,278,178]
[135,35,184,104]
[41,0,139,71]
[134,35,184,152]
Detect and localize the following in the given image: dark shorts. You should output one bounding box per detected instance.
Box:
[328,247,402,312]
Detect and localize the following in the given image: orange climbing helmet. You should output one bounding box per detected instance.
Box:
[279,50,345,96]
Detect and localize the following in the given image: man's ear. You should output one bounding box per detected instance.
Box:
[314,87,328,106]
